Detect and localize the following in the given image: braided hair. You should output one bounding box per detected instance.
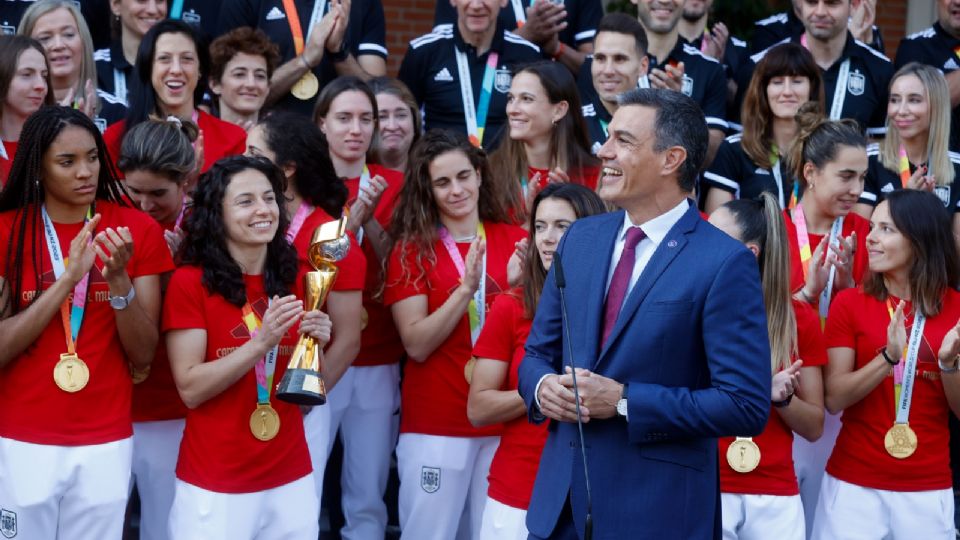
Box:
[0,106,127,315]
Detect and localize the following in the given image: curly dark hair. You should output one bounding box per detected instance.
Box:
[179,155,298,307]
[255,111,347,218]
[0,106,128,315]
[208,26,281,82]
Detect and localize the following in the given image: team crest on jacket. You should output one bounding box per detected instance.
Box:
[0,509,16,538]
[421,466,441,493]
[847,70,865,96]
[681,74,694,97]
[935,186,951,207]
[494,68,512,93]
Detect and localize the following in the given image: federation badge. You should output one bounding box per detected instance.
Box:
[183,10,201,25]
[681,75,694,97]
[0,25,14,36]
[0,509,16,539]
[421,466,441,493]
[847,70,865,96]
[935,186,951,207]
[494,68,512,94]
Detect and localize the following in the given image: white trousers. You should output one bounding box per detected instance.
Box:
[721,493,805,540]
[303,395,333,506]
[397,433,499,540]
[167,474,319,540]
[323,364,401,540]
[130,419,185,540]
[478,496,528,540]
[811,473,954,540]
[793,410,842,538]
[0,436,132,540]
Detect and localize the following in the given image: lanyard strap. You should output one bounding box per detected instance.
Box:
[599,118,609,138]
[897,145,911,186]
[169,0,184,19]
[954,45,960,61]
[800,33,850,120]
[241,301,280,405]
[818,215,844,325]
[885,301,925,424]
[770,149,785,209]
[42,206,92,353]
[173,196,188,230]
[0,141,7,161]
[281,0,327,55]
[438,222,487,345]
[113,68,127,105]
[286,202,314,243]
[510,0,535,25]
[456,48,499,148]
[355,164,370,245]
[792,203,813,282]
[638,75,650,89]
[700,26,710,54]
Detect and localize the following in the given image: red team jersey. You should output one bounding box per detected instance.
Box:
[785,210,870,293]
[824,288,959,491]
[0,202,174,445]
[719,300,828,495]
[345,164,405,367]
[103,110,247,176]
[384,220,527,437]
[472,291,545,509]
[162,268,312,493]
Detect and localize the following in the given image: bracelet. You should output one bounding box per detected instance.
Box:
[551,41,565,61]
[881,349,900,366]
[796,287,815,305]
[772,393,793,408]
[939,357,960,374]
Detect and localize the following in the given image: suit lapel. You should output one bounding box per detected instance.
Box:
[595,205,700,367]
[579,212,622,367]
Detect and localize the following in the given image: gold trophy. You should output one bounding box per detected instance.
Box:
[276,216,351,405]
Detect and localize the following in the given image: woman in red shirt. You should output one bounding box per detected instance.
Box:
[164,156,332,539]
[116,117,198,539]
[709,193,826,540]
[385,129,525,540]
[0,35,55,185]
[0,106,173,539]
[815,190,960,539]
[468,183,605,540]
[312,76,406,539]
[103,19,246,179]
[489,61,600,222]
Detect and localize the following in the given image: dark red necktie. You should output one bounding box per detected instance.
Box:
[602,227,646,346]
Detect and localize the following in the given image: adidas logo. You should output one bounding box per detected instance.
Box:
[266,7,285,21]
[881,183,895,193]
[754,168,770,175]
[434,68,454,82]
[582,103,595,117]
[945,58,959,71]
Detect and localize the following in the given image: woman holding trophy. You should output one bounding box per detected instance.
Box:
[385,130,526,540]
[164,156,333,539]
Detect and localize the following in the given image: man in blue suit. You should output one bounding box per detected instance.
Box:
[518,88,772,540]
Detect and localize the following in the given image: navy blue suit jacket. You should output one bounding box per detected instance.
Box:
[518,204,771,539]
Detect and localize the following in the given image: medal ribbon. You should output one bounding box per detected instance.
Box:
[169,0,184,19]
[286,201,314,243]
[355,164,370,244]
[456,48,500,148]
[791,203,813,281]
[281,0,327,56]
[42,206,93,356]
[800,33,850,120]
[885,301,925,424]
[241,301,280,405]
[438,222,487,345]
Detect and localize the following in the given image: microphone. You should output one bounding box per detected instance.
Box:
[552,255,593,540]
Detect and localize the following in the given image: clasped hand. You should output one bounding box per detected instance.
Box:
[537,367,622,423]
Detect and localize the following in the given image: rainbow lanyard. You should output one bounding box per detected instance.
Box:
[438,223,487,344]
[286,201,314,243]
[700,26,710,54]
[241,300,279,407]
[42,205,94,352]
[510,0,537,26]
[954,45,960,61]
[456,49,500,148]
[792,204,843,326]
[897,145,912,187]
[886,299,925,421]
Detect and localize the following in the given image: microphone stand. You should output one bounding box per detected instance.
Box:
[552,256,593,540]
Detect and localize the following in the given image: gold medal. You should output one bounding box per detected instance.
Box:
[360,307,368,331]
[884,423,918,459]
[726,437,761,473]
[250,404,281,441]
[464,357,477,384]
[130,363,151,384]
[291,71,319,100]
[54,353,89,392]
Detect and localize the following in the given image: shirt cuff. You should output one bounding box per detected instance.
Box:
[533,374,551,414]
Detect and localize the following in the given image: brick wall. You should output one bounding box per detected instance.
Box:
[382,0,438,77]
[875,0,908,60]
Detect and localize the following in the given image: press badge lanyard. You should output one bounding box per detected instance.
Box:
[510,0,536,26]
[439,223,487,344]
[801,33,850,120]
[286,201,315,243]
[456,48,499,148]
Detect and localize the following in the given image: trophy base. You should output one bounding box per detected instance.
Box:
[276,368,327,406]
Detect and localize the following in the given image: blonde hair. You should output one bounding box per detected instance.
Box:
[879,63,954,187]
[18,0,99,115]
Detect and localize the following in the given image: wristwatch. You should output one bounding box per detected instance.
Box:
[616,384,629,418]
[109,286,136,310]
